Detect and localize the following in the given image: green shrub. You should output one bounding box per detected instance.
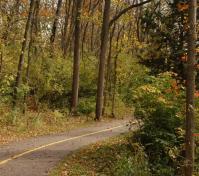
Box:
[132,72,185,176]
[77,98,95,115]
[195,97,199,175]
[113,144,151,176]
[136,105,184,176]
[2,109,19,126]
[132,72,185,120]
[0,74,15,103]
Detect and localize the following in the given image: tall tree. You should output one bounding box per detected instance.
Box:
[71,0,83,114]
[185,0,197,175]
[13,0,36,107]
[95,0,111,120]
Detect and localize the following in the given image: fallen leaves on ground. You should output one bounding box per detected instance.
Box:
[50,134,132,176]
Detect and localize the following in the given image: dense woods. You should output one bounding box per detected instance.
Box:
[0,0,198,175]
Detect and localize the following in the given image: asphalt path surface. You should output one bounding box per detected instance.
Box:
[0,119,133,176]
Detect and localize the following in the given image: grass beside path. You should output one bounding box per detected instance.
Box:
[50,133,151,176]
[0,109,125,145]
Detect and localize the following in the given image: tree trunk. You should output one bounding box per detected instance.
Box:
[90,23,95,52]
[81,0,92,58]
[62,0,72,57]
[0,51,3,73]
[2,0,20,44]
[23,0,41,113]
[13,0,36,107]
[90,0,101,52]
[23,32,33,114]
[95,0,111,120]
[111,25,123,117]
[103,24,115,116]
[185,0,197,175]
[71,0,83,114]
[65,2,76,57]
[50,0,63,44]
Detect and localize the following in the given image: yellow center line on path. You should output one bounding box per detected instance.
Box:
[0,123,129,166]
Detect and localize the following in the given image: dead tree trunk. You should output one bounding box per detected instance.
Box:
[185,0,197,175]
[95,0,111,120]
[71,0,83,114]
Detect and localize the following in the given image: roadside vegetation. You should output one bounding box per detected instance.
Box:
[50,134,151,176]
[0,0,198,175]
[0,110,95,144]
[51,71,199,175]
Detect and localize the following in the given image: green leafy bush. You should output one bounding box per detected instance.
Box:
[113,144,151,176]
[132,72,185,176]
[136,105,184,176]
[0,74,15,103]
[77,98,95,115]
[132,72,185,120]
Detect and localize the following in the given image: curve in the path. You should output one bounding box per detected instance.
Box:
[0,119,132,176]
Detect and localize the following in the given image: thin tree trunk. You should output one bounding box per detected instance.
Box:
[13,0,36,108]
[50,0,63,44]
[103,24,115,116]
[95,0,111,120]
[23,0,40,113]
[2,0,20,44]
[111,54,118,117]
[0,51,3,73]
[62,0,72,57]
[90,0,101,53]
[65,2,76,57]
[81,0,96,56]
[185,0,197,175]
[90,23,95,52]
[81,22,89,56]
[111,25,123,117]
[23,34,33,113]
[33,0,41,57]
[81,0,92,57]
[71,0,83,114]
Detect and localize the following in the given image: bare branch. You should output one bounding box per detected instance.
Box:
[109,0,152,27]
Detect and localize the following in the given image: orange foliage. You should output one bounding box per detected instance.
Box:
[171,80,178,90]
[39,8,54,17]
[21,11,28,17]
[196,47,199,53]
[165,80,180,95]
[195,91,199,98]
[180,54,187,62]
[193,133,199,137]
[180,47,199,62]
[21,0,29,5]
[177,2,189,11]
